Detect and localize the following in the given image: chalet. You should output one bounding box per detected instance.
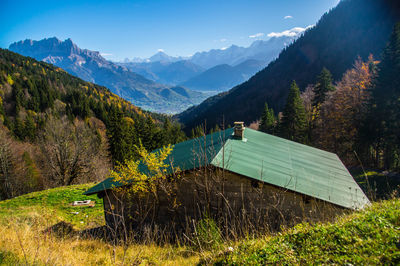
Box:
[84,122,370,233]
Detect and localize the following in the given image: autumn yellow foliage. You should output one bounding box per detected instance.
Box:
[6,74,14,85]
[110,144,176,195]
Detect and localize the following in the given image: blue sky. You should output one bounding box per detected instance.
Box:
[1,0,340,61]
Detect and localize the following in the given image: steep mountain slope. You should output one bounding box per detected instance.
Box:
[1,47,189,164]
[0,48,142,122]
[181,59,266,92]
[177,0,400,131]
[118,60,204,85]
[8,38,205,113]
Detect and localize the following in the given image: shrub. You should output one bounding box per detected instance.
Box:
[194,217,223,252]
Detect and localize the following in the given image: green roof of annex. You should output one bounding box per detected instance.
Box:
[84,127,370,210]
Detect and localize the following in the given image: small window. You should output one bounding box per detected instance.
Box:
[302,195,311,204]
[251,180,260,188]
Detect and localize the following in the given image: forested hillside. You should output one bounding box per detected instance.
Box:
[0,49,186,200]
[255,22,400,171]
[177,0,400,131]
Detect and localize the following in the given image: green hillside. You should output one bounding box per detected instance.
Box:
[0,48,184,152]
[0,184,399,265]
[0,184,199,265]
[212,198,400,265]
[0,184,104,229]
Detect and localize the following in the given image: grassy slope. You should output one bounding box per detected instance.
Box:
[0,184,104,229]
[0,184,200,265]
[0,184,399,265]
[212,199,400,265]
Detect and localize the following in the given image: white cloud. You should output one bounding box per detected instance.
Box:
[220,47,228,50]
[267,25,314,38]
[157,48,164,52]
[249,32,264,38]
[284,15,293,19]
[100,53,112,56]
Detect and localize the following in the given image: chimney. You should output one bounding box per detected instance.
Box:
[233,122,245,139]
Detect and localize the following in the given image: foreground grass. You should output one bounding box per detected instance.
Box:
[0,184,201,265]
[0,223,200,265]
[1,185,399,265]
[212,198,400,265]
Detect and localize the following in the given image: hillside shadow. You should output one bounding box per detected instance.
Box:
[43,221,111,241]
[350,167,400,200]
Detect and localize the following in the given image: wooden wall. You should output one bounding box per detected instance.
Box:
[100,168,344,235]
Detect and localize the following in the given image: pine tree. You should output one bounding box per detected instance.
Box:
[160,117,186,145]
[280,81,307,143]
[106,106,134,164]
[191,125,205,138]
[209,124,221,134]
[259,102,276,134]
[168,122,186,144]
[13,117,25,140]
[24,114,36,142]
[0,132,14,199]
[312,67,336,109]
[140,116,159,151]
[364,22,400,169]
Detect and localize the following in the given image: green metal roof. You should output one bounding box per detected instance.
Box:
[84,128,369,210]
[210,129,369,210]
[83,128,233,196]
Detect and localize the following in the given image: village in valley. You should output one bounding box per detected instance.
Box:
[0,0,399,265]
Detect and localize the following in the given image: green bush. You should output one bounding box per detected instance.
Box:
[194,217,223,251]
[0,251,22,265]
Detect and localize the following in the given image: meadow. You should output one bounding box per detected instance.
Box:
[0,180,399,265]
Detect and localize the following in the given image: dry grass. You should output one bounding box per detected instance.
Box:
[0,213,201,265]
[0,184,202,265]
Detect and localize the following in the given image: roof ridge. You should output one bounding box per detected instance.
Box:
[244,127,339,157]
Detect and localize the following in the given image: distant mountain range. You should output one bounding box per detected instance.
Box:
[124,36,296,69]
[8,38,206,114]
[8,25,309,114]
[176,0,400,131]
[189,37,295,69]
[180,59,266,92]
[118,35,296,93]
[118,59,205,86]
[123,51,188,63]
